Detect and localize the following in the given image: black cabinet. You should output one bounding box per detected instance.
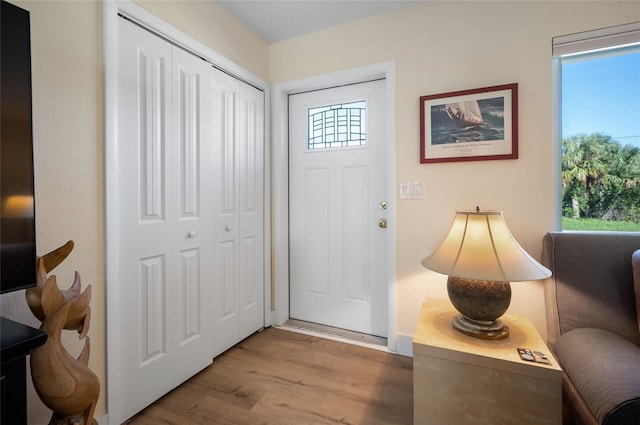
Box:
[1,317,47,425]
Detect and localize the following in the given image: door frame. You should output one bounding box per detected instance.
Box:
[270,62,397,352]
[104,2,271,423]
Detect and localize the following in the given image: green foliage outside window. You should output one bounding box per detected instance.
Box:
[562,133,640,231]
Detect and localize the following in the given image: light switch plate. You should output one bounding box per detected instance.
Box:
[399,181,424,199]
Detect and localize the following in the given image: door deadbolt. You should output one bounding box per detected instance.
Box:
[378,218,387,229]
[379,201,388,210]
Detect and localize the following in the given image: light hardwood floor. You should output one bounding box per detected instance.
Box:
[126,327,413,425]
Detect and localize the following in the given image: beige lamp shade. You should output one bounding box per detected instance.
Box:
[422,210,551,282]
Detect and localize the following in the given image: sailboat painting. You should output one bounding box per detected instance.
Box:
[420,83,518,164]
[445,100,485,129]
[434,97,503,144]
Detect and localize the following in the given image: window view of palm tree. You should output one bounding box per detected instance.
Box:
[561,45,640,231]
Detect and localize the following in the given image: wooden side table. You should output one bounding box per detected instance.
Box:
[413,299,562,425]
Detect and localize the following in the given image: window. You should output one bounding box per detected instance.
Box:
[554,23,640,231]
[307,100,366,149]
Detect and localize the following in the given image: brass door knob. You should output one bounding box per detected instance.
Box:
[378,218,387,229]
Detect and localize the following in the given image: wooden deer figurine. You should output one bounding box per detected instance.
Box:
[26,241,99,425]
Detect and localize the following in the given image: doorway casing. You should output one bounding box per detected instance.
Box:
[270,62,398,352]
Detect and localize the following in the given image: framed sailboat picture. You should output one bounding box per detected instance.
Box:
[420,83,518,163]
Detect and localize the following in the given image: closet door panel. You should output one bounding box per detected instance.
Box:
[237,85,265,340]
[212,72,265,355]
[171,47,215,383]
[113,19,174,424]
[213,78,240,356]
[111,18,265,424]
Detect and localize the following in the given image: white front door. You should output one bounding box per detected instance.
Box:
[289,80,388,337]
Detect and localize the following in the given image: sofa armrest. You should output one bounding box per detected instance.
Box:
[542,233,561,346]
[633,249,640,336]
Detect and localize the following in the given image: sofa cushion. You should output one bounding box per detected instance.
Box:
[554,328,640,425]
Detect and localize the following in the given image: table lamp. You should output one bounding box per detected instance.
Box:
[421,208,551,340]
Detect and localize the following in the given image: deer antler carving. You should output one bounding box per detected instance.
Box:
[26,241,99,425]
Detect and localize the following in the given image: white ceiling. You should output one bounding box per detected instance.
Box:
[217,0,421,44]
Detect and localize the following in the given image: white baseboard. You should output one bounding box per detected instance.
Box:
[396,333,414,357]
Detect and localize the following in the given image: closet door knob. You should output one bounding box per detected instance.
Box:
[225,225,232,231]
[188,231,196,238]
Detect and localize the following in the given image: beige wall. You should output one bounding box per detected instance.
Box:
[269,1,640,342]
[1,1,105,423]
[1,0,638,422]
[135,0,268,80]
[0,1,267,422]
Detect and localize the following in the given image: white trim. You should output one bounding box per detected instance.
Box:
[270,61,398,352]
[395,333,414,357]
[104,1,271,423]
[553,21,640,57]
[551,58,563,232]
[103,6,121,421]
[275,325,394,354]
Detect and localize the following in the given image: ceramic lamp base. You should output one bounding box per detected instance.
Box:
[452,314,510,340]
[447,275,512,340]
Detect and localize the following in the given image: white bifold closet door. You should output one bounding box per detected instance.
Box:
[211,71,265,358]
[109,17,264,425]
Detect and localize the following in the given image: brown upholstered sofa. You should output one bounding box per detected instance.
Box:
[542,231,640,425]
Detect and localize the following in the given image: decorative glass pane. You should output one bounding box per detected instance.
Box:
[308,100,366,149]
